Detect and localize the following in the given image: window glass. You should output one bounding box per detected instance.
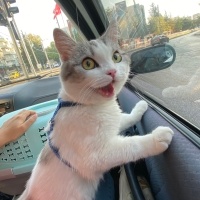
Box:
[0,0,83,86]
[0,0,199,130]
[101,0,200,129]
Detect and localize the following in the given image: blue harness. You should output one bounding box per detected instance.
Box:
[47,98,79,170]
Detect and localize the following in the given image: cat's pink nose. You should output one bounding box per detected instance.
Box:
[107,69,116,79]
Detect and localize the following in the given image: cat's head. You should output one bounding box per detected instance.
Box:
[53,20,130,105]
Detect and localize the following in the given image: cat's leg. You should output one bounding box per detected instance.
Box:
[119,100,148,132]
[99,126,174,171]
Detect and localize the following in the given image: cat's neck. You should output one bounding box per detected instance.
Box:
[59,89,76,103]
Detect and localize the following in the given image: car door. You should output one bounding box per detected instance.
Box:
[118,86,200,200]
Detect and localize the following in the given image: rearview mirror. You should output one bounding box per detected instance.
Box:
[130,44,176,74]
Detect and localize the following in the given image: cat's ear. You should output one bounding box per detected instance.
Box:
[53,28,77,61]
[101,19,119,44]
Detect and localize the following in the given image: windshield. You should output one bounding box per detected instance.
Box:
[0,0,66,88]
[0,0,200,130]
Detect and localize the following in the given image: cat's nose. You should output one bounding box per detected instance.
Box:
[107,69,116,79]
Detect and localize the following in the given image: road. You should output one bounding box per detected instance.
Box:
[1,67,60,88]
[130,31,200,129]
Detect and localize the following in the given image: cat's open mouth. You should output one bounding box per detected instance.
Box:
[98,82,114,97]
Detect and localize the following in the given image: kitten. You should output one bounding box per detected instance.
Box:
[18,21,174,200]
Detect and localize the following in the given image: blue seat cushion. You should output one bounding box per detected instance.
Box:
[95,172,115,200]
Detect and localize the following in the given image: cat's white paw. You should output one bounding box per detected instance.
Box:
[131,100,148,118]
[152,126,174,153]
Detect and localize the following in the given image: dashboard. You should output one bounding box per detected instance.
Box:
[0,76,61,116]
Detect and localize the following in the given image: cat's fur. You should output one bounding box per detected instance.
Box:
[18,21,174,200]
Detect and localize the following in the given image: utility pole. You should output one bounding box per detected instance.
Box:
[1,0,29,78]
[18,29,37,76]
[10,12,37,76]
[26,35,40,71]
[41,41,52,72]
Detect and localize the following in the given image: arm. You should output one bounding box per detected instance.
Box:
[0,110,37,148]
[119,100,148,132]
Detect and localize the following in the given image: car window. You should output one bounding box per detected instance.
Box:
[0,0,200,131]
[100,0,200,130]
[0,0,84,87]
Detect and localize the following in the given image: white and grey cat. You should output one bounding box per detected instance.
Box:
[18,21,174,200]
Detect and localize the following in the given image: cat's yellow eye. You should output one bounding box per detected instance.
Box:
[82,58,96,70]
[112,51,122,63]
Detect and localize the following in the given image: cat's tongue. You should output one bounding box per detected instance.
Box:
[98,83,114,97]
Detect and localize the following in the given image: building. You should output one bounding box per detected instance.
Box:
[115,1,147,39]
[115,1,127,20]
[132,2,148,38]
[0,37,19,75]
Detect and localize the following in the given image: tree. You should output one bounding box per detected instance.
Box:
[173,17,183,32]
[148,3,162,34]
[19,34,47,71]
[149,3,160,18]
[20,35,34,73]
[45,42,60,63]
[105,7,115,21]
[148,4,198,35]
[194,16,200,27]
[182,18,194,30]
[26,34,47,69]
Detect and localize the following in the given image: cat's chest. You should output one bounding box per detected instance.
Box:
[56,103,121,134]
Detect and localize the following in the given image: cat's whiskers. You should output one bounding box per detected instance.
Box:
[77,78,105,104]
[65,78,105,119]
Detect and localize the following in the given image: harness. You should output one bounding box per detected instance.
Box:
[47,98,79,170]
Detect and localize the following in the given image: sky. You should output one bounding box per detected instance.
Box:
[104,0,200,18]
[0,0,200,47]
[0,0,67,47]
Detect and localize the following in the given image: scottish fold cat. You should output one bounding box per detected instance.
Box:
[18,21,174,200]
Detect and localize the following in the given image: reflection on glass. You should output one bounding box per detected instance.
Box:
[101,0,200,129]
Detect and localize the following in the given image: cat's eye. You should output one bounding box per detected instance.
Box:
[112,51,122,63]
[82,58,96,70]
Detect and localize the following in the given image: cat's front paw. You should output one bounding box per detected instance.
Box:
[131,100,148,119]
[152,126,174,154]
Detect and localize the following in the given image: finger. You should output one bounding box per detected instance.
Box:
[22,113,38,130]
[18,110,37,121]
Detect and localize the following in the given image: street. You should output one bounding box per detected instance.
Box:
[0,67,60,88]
[130,31,200,129]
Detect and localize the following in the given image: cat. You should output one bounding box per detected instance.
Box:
[18,20,174,200]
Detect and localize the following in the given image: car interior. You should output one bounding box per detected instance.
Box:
[0,0,200,200]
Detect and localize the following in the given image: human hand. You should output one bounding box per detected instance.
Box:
[0,110,37,147]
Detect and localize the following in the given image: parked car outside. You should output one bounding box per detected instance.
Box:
[53,62,60,68]
[151,35,169,46]
[9,71,20,79]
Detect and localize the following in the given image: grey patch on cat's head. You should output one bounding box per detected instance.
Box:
[89,40,99,55]
[60,61,76,81]
[39,144,54,165]
[61,62,85,83]
[60,42,95,82]
[74,42,94,60]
